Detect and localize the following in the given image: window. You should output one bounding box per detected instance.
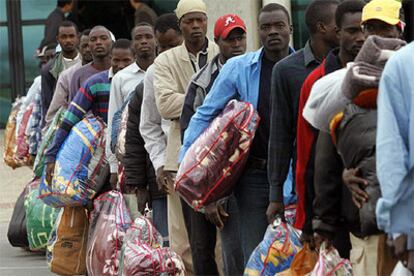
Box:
[21,0,55,20]
[292,0,310,49]
[22,25,44,84]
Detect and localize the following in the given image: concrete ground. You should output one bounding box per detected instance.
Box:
[0,129,53,275]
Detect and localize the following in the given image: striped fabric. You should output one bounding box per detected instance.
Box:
[45,70,111,164]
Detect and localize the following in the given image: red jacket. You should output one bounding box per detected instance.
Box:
[295,49,342,231]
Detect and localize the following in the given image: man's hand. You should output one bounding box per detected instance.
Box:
[314,231,333,251]
[204,203,229,230]
[28,155,36,168]
[135,187,150,214]
[342,168,369,208]
[109,173,118,190]
[301,231,316,250]
[266,201,285,224]
[156,166,175,194]
[45,162,55,186]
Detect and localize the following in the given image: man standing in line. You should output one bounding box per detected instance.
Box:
[68,26,114,101]
[267,0,339,234]
[38,0,73,53]
[44,29,93,128]
[106,23,156,188]
[40,20,80,125]
[181,3,294,262]
[179,14,247,276]
[133,13,184,246]
[295,0,366,257]
[45,39,135,182]
[153,0,219,273]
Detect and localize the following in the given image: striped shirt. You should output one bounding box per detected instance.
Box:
[45,70,112,163]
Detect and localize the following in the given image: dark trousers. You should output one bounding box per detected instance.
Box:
[181,199,219,276]
[181,195,244,276]
[234,167,270,264]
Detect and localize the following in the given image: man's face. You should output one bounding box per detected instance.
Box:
[79,34,92,63]
[217,28,247,61]
[132,25,156,58]
[89,28,113,58]
[179,12,208,45]
[155,29,183,54]
[258,10,291,53]
[362,19,400,39]
[56,26,79,53]
[338,12,365,59]
[111,48,135,74]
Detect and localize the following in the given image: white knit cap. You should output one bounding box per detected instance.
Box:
[175,0,207,20]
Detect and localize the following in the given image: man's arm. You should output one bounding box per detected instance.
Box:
[45,70,71,127]
[139,68,167,172]
[153,61,185,120]
[312,132,344,238]
[179,60,238,161]
[44,83,94,164]
[106,75,124,174]
[268,64,294,202]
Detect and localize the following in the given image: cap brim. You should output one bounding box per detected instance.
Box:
[362,15,399,26]
[221,25,246,40]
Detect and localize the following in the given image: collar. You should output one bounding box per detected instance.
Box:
[179,38,213,61]
[126,61,145,74]
[108,67,114,80]
[303,40,319,67]
[252,46,295,65]
[62,52,80,61]
[325,48,342,74]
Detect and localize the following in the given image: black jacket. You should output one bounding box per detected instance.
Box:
[334,100,381,237]
[123,83,165,199]
[313,102,381,238]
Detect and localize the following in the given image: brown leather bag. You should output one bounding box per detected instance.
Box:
[48,206,88,275]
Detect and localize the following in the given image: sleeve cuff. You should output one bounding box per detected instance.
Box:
[269,185,284,202]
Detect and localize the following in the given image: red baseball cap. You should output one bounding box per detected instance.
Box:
[214,14,246,40]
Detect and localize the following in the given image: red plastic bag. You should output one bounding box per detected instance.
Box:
[175,100,260,211]
[86,191,132,276]
[120,216,185,275]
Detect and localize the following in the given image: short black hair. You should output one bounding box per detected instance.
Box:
[259,3,290,24]
[154,13,180,34]
[112,38,134,53]
[335,0,365,28]
[305,0,339,34]
[131,22,154,38]
[58,20,79,34]
[57,0,72,8]
[81,28,91,37]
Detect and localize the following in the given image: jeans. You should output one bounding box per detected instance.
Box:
[220,195,244,276]
[152,197,169,247]
[234,168,269,264]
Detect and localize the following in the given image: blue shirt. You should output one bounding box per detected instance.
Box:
[376,42,414,246]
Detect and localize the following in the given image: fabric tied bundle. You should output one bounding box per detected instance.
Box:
[175,100,260,211]
[39,115,108,207]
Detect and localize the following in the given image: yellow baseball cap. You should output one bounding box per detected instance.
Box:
[362,0,401,25]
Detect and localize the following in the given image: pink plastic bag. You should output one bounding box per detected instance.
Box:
[14,103,34,165]
[86,191,132,276]
[175,100,260,211]
[311,243,353,276]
